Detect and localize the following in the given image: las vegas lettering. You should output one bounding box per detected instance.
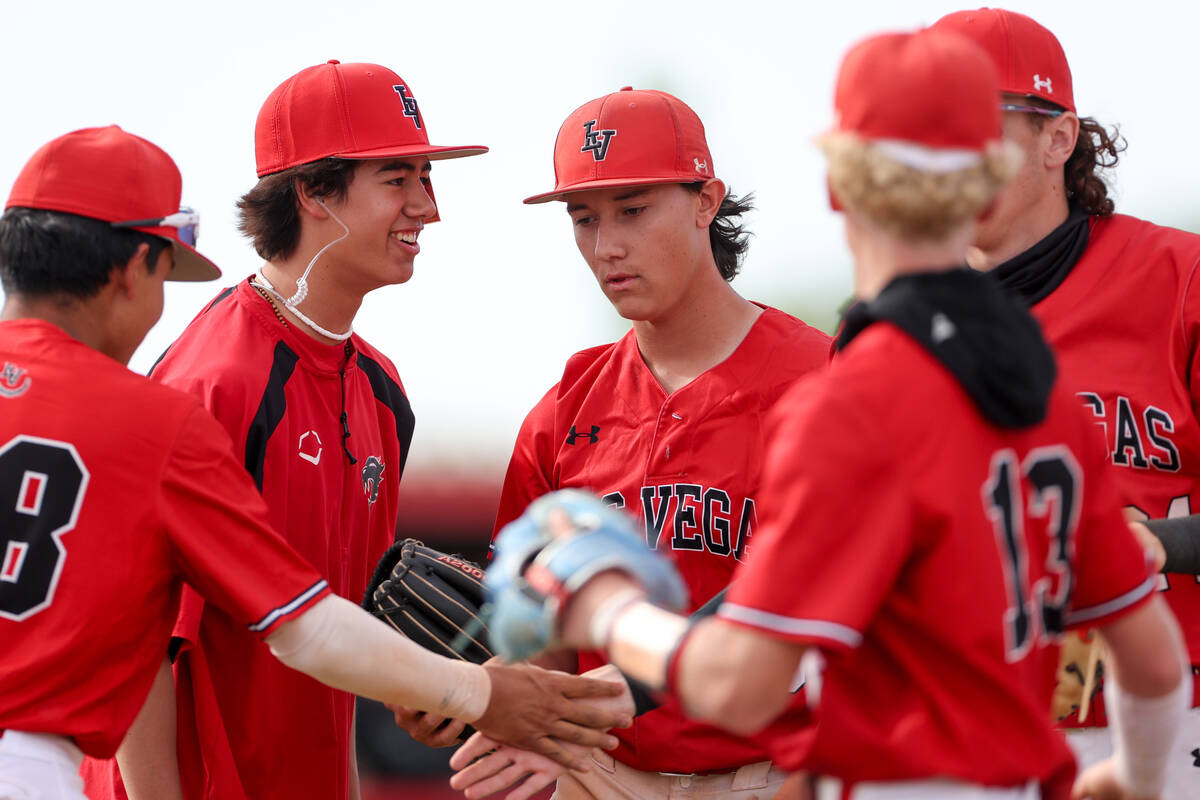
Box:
[1078,393,1180,472]
[600,485,756,560]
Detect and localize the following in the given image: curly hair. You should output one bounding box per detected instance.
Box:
[1021,97,1125,217]
[820,134,1017,241]
[683,183,754,281]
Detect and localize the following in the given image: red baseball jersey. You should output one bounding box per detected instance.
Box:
[0,320,329,759]
[82,278,414,800]
[723,321,1155,786]
[495,306,832,774]
[1028,215,1200,721]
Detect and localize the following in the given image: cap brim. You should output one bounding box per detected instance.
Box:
[337,143,489,162]
[523,175,703,205]
[128,224,221,281]
[167,240,222,282]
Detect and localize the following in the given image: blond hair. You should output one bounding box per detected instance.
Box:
[821,134,1018,241]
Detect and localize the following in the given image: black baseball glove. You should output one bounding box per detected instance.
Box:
[364,538,494,664]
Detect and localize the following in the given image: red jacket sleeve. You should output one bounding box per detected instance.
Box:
[161,406,329,637]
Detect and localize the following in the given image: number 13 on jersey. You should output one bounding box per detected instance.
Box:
[983,446,1081,662]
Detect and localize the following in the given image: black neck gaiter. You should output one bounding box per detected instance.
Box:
[990,208,1090,304]
[836,269,1057,429]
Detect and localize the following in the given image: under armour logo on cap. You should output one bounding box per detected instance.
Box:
[392,84,422,130]
[581,120,617,161]
[1032,74,1053,93]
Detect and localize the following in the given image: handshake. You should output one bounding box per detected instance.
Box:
[367,490,683,798]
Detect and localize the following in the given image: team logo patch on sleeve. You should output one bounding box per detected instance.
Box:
[0,363,31,398]
[362,455,385,504]
[581,120,617,161]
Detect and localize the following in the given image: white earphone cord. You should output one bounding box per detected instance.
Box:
[253,198,354,342]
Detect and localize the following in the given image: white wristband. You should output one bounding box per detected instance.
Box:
[1105,666,1191,797]
[607,601,691,690]
[588,588,647,649]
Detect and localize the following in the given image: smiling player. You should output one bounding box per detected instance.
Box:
[82,61,490,800]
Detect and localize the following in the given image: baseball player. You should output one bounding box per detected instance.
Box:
[0,126,627,800]
[423,87,832,799]
[79,61,490,800]
[486,28,1192,800]
[930,9,1200,796]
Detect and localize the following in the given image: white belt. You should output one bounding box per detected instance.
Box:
[816,777,1040,800]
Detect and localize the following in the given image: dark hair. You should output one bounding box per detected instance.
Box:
[1022,97,1125,217]
[0,208,169,299]
[237,159,359,261]
[684,183,755,281]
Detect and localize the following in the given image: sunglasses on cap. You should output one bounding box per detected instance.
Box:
[999,102,1065,118]
[111,206,199,247]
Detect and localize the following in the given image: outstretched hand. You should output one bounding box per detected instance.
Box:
[449,731,584,800]
[473,660,632,770]
[450,664,634,796]
[386,704,467,748]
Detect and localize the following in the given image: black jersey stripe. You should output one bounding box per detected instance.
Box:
[245,341,300,490]
[247,579,329,632]
[148,287,236,378]
[207,285,236,311]
[356,353,416,480]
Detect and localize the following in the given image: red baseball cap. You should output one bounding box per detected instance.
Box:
[255,60,488,177]
[832,29,1002,171]
[931,8,1074,112]
[524,87,714,205]
[6,126,220,281]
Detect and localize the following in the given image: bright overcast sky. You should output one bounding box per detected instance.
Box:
[2,0,1196,478]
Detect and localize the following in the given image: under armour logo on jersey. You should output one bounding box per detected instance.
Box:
[566,425,600,445]
[1032,74,1053,93]
[0,363,30,399]
[392,85,423,129]
[298,430,322,465]
[931,312,956,344]
[581,120,617,161]
[362,455,385,504]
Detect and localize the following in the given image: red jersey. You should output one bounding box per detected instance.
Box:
[0,320,328,759]
[1029,215,1200,677]
[82,278,414,800]
[494,306,831,774]
[724,319,1155,786]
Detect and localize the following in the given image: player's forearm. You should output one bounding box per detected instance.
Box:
[575,576,798,734]
[267,595,490,722]
[116,656,184,800]
[675,617,803,734]
[1098,596,1191,798]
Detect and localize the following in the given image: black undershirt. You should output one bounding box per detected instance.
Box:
[991,207,1091,304]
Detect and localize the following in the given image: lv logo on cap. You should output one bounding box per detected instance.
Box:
[581,119,617,161]
[391,85,423,129]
